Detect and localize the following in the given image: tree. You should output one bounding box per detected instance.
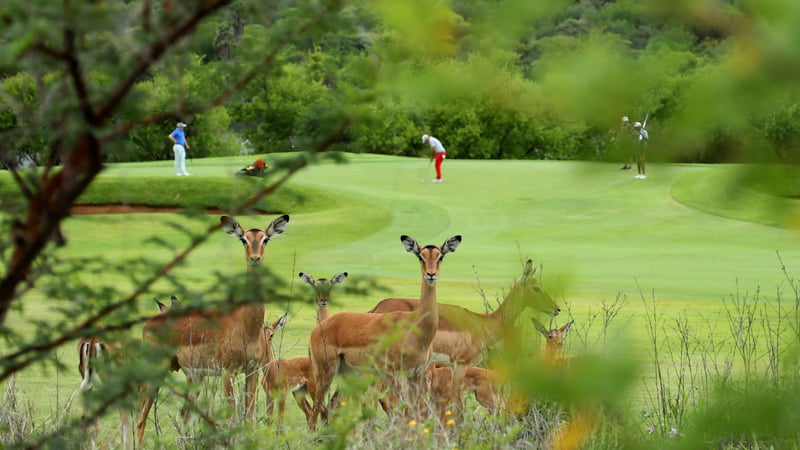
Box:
[0,1,352,445]
[2,0,800,446]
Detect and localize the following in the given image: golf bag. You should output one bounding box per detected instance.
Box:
[237,157,268,177]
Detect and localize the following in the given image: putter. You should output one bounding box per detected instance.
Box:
[421,159,433,182]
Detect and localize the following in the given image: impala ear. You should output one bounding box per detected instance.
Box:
[523,259,534,278]
[441,235,462,255]
[331,272,348,284]
[561,320,574,335]
[401,235,420,255]
[266,214,290,238]
[534,263,543,279]
[531,318,548,336]
[273,314,287,331]
[154,298,168,312]
[220,216,244,238]
[299,272,315,285]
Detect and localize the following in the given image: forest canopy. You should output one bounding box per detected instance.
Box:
[2,0,800,167]
[0,2,799,448]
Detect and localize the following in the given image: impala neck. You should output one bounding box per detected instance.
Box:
[241,268,267,334]
[244,303,266,331]
[486,283,525,344]
[418,279,438,337]
[316,305,330,322]
[544,345,559,362]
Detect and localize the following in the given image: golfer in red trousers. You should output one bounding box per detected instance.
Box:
[422,134,447,183]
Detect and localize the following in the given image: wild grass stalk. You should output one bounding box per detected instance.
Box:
[0,376,35,445]
[722,282,761,388]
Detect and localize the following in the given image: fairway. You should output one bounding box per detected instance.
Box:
[4,154,800,438]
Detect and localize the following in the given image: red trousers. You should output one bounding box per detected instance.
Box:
[434,153,445,180]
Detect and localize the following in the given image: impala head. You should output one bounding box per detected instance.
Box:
[221,215,290,268]
[518,259,560,316]
[263,314,287,362]
[299,272,348,309]
[154,295,181,312]
[532,319,574,352]
[264,314,287,341]
[402,235,462,286]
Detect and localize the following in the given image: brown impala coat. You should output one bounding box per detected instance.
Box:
[368,260,559,368]
[307,235,462,430]
[262,271,348,424]
[368,260,559,414]
[430,365,502,413]
[135,215,289,447]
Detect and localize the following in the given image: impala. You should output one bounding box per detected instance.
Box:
[433,320,575,418]
[78,297,186,447]
[307,235,462,429]
[262,271,348,425]
[532,318,574,365]
[532,318,592,450]
[430,365,502,415]
[77,335,131,448]
[504,319,575,416]
[368,259,559,416]
[298,271,348,323]
[135,215,289,446]
[154,295,181,311]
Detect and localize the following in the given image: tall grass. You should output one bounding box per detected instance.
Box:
[3,259,800,448]
[2,157,799,448]
[639,253,800,448]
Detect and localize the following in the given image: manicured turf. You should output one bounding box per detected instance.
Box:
[3,153,800,432]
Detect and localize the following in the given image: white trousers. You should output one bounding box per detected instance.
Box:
[173,145,188,175]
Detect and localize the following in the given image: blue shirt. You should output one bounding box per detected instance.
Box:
[170,129,186,146]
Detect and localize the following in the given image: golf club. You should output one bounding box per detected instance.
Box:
[421,159,433,182]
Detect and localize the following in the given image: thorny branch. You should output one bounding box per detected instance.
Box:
[0,2,234,325]
[0,118,349,383]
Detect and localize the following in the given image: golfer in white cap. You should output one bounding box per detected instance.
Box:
[421,134,447,183]
[168,122,190,176]
[632,121,649,179]
[618,116,632,170]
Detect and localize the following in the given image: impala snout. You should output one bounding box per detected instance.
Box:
[424,273,438,285]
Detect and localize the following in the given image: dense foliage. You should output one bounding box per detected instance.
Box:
[3,0,800,165]
[0,0,799,448]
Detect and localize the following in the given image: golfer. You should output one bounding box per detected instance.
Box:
[632,121,649,179]
[617,116,633,170]
[168,121,190,176]
[422,134,447,183]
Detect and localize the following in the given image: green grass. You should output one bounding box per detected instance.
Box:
[2,154,800,446]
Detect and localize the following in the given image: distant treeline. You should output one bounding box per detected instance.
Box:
[2,0,798,165]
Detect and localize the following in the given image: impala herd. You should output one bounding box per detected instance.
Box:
[76,215,574,446]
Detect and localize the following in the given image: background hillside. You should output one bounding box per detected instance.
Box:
[4,0,800,165]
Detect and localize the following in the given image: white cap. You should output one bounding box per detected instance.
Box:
[177,122,187,128]
[622,116,629,122]
[421,134,429,143]
[633,122,642,128]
